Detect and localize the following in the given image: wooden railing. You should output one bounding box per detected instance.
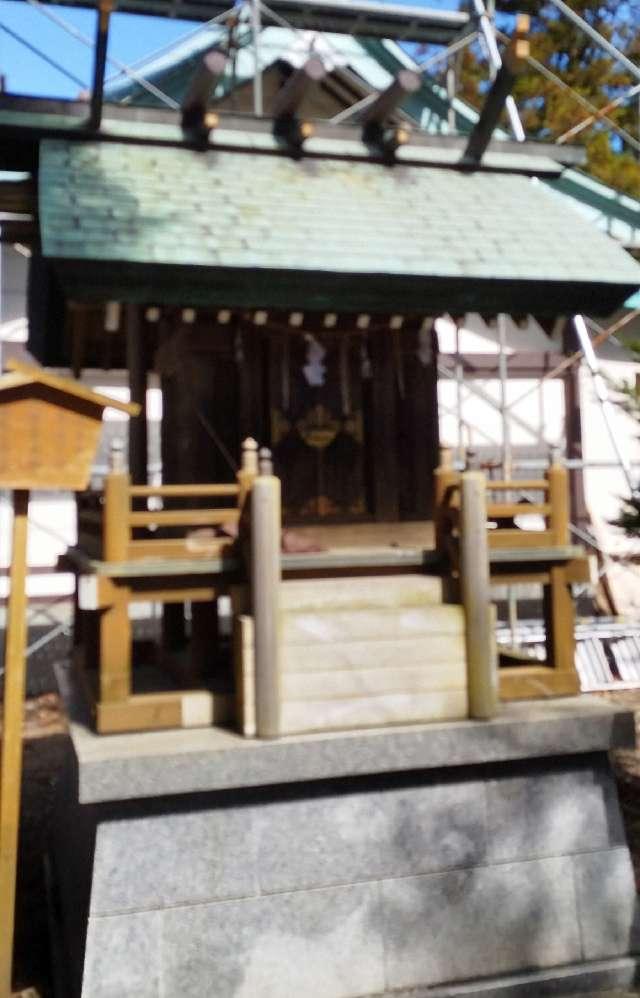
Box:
[77,437,259,563]
[435,448,582,701]
[435,448,569,560]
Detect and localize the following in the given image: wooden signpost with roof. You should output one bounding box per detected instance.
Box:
[0,360,138,996]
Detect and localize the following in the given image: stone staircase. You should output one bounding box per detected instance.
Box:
[235,575,468,736]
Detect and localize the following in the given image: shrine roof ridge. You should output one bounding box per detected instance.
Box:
[0,97,586,176]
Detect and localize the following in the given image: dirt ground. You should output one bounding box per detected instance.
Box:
[8,689,640,997]
[10,695,68,998]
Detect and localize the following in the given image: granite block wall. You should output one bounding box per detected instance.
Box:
[60,752,639,998]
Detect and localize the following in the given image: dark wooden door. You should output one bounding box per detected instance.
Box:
[268,330,371,523]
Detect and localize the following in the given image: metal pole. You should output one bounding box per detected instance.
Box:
[497,314,511,479]
[455,320,465,464]
[549,0,640,87]
[88,0,113,130]
[250,0,263,116]
[416,30,479,72]
[573,314,635,494]
[498,314,518,644]
[471,0,525,141]
[446,58,457,132]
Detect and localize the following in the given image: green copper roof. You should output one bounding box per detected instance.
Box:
[39,138,640,315]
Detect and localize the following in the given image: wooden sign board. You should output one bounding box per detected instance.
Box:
[0,362,139,490]
[0,360,139,995]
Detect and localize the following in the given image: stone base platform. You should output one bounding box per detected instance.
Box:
[50,671,640,998]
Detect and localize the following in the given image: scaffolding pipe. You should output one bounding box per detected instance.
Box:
[506,309,640,415]
[455,320,465,462]
[416,29,478,72]
[470,0,525,141]
[573,314,635,494]
[556,82,640,145]
[25,0,179,109]
[496,28,640,155]
[548,0,640,88]
[498,314,518,644]
[250,0,263,115]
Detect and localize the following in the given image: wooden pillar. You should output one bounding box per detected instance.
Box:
[547,454,570,546]
[251,472,281,738]
[157,315,191,650]
[562,321,589,530]
[103,440,130,562]
[542,565,577,683]
[126,304,148,486]
[399,322,440,518]
[368,331,399,521]
[434,446,457,558]
[544,453,578,686]
[459,471,498,719]
[0,489,29,997]
[100,442,132,702]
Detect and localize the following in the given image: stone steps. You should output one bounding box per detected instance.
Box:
[281,604,462,645]
[235,574,468,736]
[280,575,442,611]
[281,633,466,673]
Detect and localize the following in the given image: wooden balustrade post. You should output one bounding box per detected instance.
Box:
[100,439,132,703]
[460,471,498,719]
[434,446,460,602]
[251,470,282,739]
[103,439,131,562]
[237,437,259,516]
[434,446,457,556]
[546,449,570,545]
[544,450,577,684]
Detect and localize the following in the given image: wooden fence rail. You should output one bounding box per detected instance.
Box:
[435,448,581,700]
[77,438,258,563]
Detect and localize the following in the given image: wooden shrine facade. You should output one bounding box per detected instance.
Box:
[57,297,597,528]
[63,302,440,524]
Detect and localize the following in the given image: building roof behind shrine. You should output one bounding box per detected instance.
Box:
[39,136,640,316]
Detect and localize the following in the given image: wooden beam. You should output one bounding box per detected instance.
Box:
[273,57,326,119]
[362,69,421,127]
[181,48,227,133]
[126,304,148,485]
[362,70,420,153]
[272,57,326,147]
[88,0,113,131]
[463,14,530,165]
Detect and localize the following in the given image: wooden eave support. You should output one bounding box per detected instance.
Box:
[272,57,326,149]
[462,15,530,166]
[181,48,227,136]
[88,0,113,132]
[361,69,421,154]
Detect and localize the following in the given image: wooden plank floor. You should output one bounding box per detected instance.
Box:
[291,520,436,551]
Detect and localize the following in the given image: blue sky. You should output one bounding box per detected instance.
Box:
[0,0,463,99]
